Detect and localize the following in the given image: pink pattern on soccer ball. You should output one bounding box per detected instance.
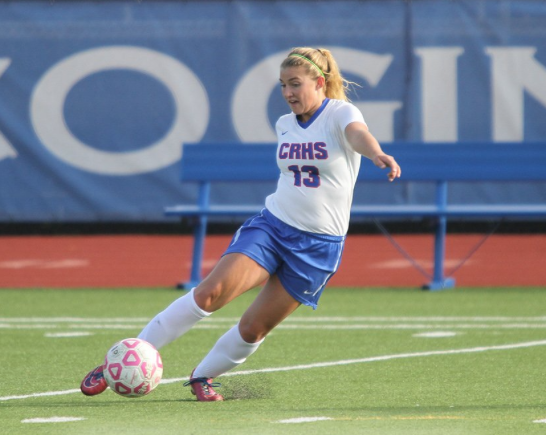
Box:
[122,350,141,366]
[103,338,163,398]
[141,361,156,379]
[134,381,152,395]
[114,382,132,395]
[107,363,123,381]
[122,338,140,348]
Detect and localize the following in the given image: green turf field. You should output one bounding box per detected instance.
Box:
[1,287,546,435]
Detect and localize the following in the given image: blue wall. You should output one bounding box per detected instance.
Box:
[0,1,545,222]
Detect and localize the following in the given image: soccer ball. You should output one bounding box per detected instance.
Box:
[103,338,163,398]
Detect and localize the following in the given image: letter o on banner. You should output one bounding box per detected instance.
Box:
[231,52,287,143]
[31,46,209,175]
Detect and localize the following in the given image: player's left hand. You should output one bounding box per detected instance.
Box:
[373,154,401,182]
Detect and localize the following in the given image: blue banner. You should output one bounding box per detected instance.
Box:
[0,1,545,221]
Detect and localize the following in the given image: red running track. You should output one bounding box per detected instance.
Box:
[0,234,545,288]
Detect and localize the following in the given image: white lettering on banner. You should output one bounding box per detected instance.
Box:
[333,48,400,143]
[415,47,464,142]
[232,47,400,143]
[14,44,546,177]
[232,52,286,143]
[0,58,18,161]
[352,102,402,143]
[30,46,209,175]
[486,47,546,142]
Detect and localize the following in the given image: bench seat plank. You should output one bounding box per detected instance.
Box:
[167,143,546,291]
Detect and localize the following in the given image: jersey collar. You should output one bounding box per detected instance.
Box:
[296,98,330,129]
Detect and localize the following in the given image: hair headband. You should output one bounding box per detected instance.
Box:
[289,53,325,79]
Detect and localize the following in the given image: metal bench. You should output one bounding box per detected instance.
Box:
[165,143,546,290]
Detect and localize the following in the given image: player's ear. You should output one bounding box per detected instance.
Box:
[316,76,325,90]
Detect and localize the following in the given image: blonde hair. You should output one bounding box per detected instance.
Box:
[281,47,358,101]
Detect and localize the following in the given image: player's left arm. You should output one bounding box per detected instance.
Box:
[345,122,401,182]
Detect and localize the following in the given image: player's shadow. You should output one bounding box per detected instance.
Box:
[222,377,272,401]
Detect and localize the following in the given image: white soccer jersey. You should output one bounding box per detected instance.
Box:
[265,98,366,236]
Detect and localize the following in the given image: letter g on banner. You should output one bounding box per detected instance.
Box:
[232,47,393,142]
[31,46,208,175]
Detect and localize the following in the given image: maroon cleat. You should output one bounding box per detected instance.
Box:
[80,365,108,396]
[183,369,224,402]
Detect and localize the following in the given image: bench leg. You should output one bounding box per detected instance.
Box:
[178,182,211,290]
[423,215,455,290]
[178,215,208,290]
[423,181,455,291]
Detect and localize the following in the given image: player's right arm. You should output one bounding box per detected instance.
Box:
[345,122,401,182]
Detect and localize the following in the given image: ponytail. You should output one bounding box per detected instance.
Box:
[281,47,358,101]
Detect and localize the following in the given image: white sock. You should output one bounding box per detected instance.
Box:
[193,324,264,379]
[138,288,210,350]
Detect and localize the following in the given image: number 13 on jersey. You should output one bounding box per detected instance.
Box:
[288,165,321,188]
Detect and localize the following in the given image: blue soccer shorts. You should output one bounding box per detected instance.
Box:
[223,208,345,309]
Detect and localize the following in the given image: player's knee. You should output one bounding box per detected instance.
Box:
[238,321,268,343]
[193,282,226,312]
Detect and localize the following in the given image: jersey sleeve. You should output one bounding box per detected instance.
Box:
[332,101,367,153]
[334,102,366,131]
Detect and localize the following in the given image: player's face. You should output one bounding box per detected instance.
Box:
[280,66,325,123]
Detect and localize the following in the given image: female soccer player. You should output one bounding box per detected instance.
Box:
[81,47,401,401]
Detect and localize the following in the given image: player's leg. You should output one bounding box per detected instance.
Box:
[138,253,269,349]
[186,211,346,401]
[81,253,268,396]
[238,273,302,342]
[193,252,271,312]
[186,275,300,401]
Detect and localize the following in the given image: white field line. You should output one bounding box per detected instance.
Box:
[276,417,333,424]
[44,332,93,338]
[0,317,152,323]
[3,316,546,331]
[3,323,546,331]
[21,417,86,424]
[2,316,546,322]
[188,339,546,380]
[276,324,546,330]
[2,339,546,402]
[1,389,81,401]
